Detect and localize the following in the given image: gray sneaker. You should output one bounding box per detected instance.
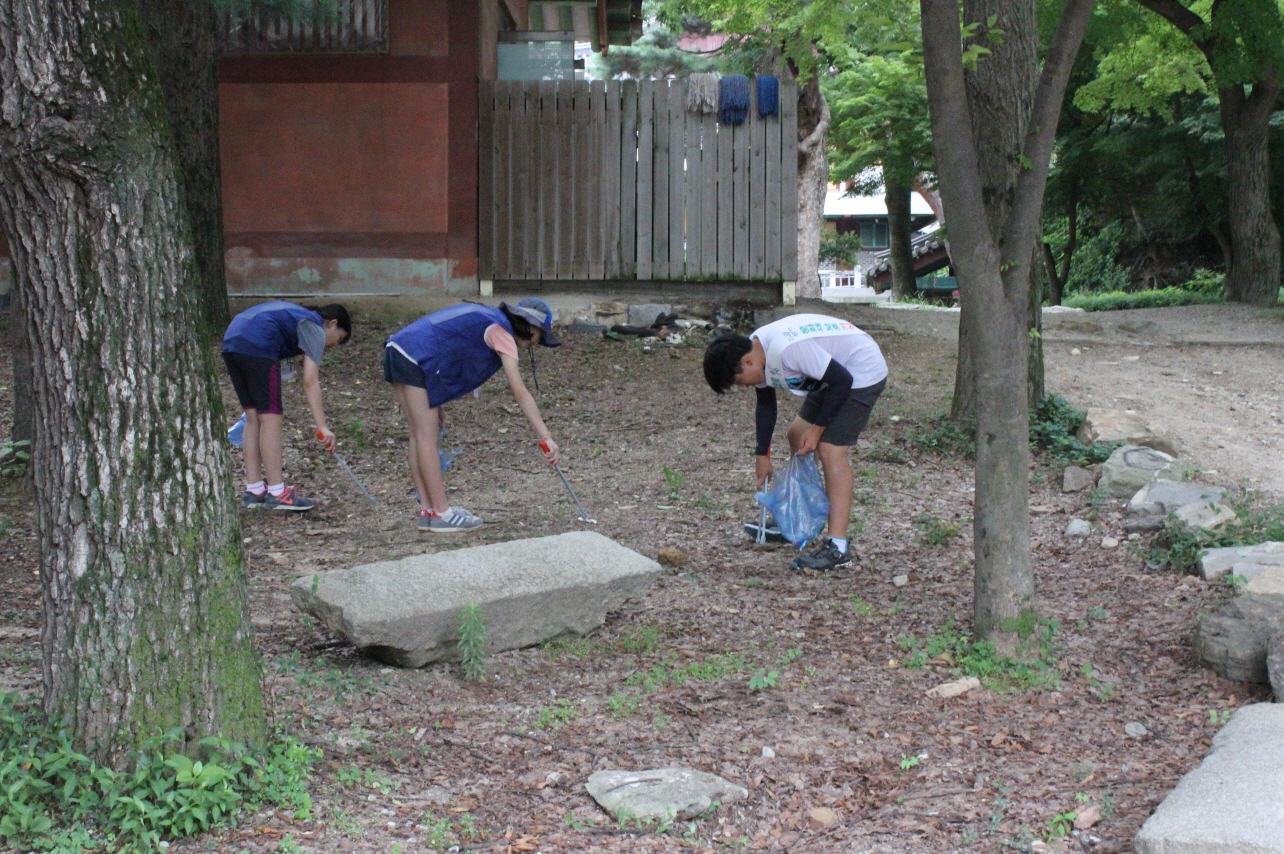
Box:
[417,506,483,533]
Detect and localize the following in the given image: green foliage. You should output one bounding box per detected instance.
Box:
[1146,496,1284,573]
[818,230,862,267]
[1064,286,1224,312]
[899,753,920,770]
[343,418,369,451]
[0,692,318,853]
[747,670,779,691]
[662,466,685,497]
[916,514,960,546]
[617,625,662,656]
[456,604,487,682]
[825,48,933,188]
[0,439,30,477]
[1045,810,1078,841]
[542,634,599,660]
[898,616,1061,692]
[1029,394,1120,466]
[912,413,975,457]
[625,653,747,693]
[534,699,580,730]
[587,18,718,80]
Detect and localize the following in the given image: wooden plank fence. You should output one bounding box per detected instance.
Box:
[479,78,798,282]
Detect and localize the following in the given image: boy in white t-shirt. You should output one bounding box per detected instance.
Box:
[703,314,888,571]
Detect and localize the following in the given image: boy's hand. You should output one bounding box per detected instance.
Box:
[315,427,336,453]
[795,425,824,457]
[538,436,561,465]
[755,454,773,489]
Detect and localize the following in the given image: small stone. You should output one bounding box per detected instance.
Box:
[1101,537,1120,549]
[926,676,980,699]
[1065,519,1092,538]
[657,547,687,567]
[1062,465,1097,493]
[545,771,570,788]
[761,746,775,758]
[1074,804,1102,830]
[1071,348,1081,355]
[268,552,291,567]
[892,574,909,587]
[1125,721,1149,738]
[1125,516,1165,534]
[807,807,839,829]
[585,768,748,822]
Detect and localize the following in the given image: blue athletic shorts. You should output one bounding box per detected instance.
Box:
[383,344,426,388]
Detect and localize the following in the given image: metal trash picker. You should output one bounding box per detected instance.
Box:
[317,430,378,505]
[541,438,596,524]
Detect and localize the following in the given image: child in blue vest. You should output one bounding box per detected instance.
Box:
[384,298,561,532]
[703,314,887,571]
[222,301,352,511]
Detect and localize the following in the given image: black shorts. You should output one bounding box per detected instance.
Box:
[383,345,426,389]
[222,352,282,415]
[798,378,886,447]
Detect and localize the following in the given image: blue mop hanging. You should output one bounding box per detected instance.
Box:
[757,75,779,118]
[719,74,750,125]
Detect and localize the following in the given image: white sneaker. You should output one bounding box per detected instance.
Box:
[418,506,483,533]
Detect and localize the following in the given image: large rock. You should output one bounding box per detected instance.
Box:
[1127,480,1226,517]
[585,769,748,822]
[1078,409,1178,456]
[1193,574,1284,684]
[291,532,660,667]
[1200,542,1284,582]
[1135,704,1284,854]
[1172,501,1237,533]
[1269,633,1284,702]
[628,303,672,326]
[1099,445,1190,499]
[1062,465,1097,493]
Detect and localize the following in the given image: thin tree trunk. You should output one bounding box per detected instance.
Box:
[796,77,830,299]
[139,0,229,338]
[886,175,916,298]
[1027,245,1044,406]
[1221,79,1281,306]
[0,0,264,764]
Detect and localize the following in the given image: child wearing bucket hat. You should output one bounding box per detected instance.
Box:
[384,298,562,532]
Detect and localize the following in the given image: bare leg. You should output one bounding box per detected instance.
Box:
[817,441,853,541]
[257,413,285,486]
[393,384,448,513]
[241,408,262,484]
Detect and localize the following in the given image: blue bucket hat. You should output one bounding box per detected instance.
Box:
[502,297,561,347]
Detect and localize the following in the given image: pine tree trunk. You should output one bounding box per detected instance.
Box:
[0,0,263,765]
[886,176,916,298]
[1221,80,1282,306]
[796,78,830,299]
[139,0,229,339]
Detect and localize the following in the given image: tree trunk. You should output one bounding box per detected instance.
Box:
[886,175,916,298]
[1221,79,1281,306]
[0,0,264,765]
[139,0,229,339]
[10,283,33,449]
[796,77,830,299]
[1027,245,1045,406]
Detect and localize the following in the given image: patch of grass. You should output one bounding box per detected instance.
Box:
[625,653,747,693]
[1145,493,1284,573]
[897,616,1061,692]
[606,692,641,719]
[542,634,599,660]
[1064,286,1223,312]
[534,699,580,729]
[662,466,685,498]
[916,514,961,546]
[617,625,662,656]
[912,414,974,457]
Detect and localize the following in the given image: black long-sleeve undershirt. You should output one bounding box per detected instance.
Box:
[752,360,854,455]
[754,387,777,456]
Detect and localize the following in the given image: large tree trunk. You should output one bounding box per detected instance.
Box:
[885,175,916,298]
[0,0,264,764]
[922,0,1093,651]
[796,77,831,299]
[139,0,230,339]
[10,283,33,449]
[1221,79,1281,306]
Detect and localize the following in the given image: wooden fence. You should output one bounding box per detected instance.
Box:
[478,78,798,283]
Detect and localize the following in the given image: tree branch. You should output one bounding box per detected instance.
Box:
[798,88,830,154]
[1135,0,1214,65]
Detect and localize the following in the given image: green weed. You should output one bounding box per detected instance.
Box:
[662,466,685,497]
[617,625,661,655]
[1145,494,1284,573]
[625,653,747,693]
[1030,395,1121,466]
[898,615,1061,692]
[748,670,779,691]
[606,693,641,719]
[916,514,961,546]
[0,440,29,477]
[912,415,974,457]
[542,634,599,660]
[534,699,580,729]
[457,604,487,681]
[899,753,920,770]
[1045,810,1077,841]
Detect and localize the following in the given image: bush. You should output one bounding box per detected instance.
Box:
[819,231,862,268]
[1146,496,1284,574]
[1064,286,1223,312]
[1029,395,1120,466]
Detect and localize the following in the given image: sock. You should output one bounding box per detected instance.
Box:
[267,483,286,497]
[829,537,849,554]
[246,481,266,495]
[418,508,441,518]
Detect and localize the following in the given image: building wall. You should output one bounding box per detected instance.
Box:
[218,0,479,297]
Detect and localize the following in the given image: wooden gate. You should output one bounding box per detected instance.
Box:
[478,78,798,283]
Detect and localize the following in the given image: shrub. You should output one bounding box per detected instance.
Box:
[1064,287,1222,312]
[819,231,862,268]
[1029,394,1120,466]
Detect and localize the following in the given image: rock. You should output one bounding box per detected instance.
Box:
[593,301,628,326]
[1101,537,1120,549]
[761,746,775,758]
[1134,704,1284,854]
[656,547,686,567]
[1193,588,1284,684]
[1127,479,1227,517]
[1099,445,1190,499]
[267,552,292,567]
[1199,542,1284,582]
[926,676,980,699]
[1125,722,1149,738]
[892,574,909,587]
[1125,516,1166,534]
[1065,519,1092,538]
[1074,805,1102,830]
[1269,634,1284,702]
[807,807,839,829]
[1117,320,1160,335]
[628,303,673,327]
[1056,319,1104,334]
[585,769,748,822]
[1062,465,1097,493]
[291,531,660,667]
[1172,501,1237,533]
[1078,410,1179,457]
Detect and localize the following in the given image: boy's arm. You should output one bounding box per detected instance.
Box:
[301,355,335,452]
[754,387,777,487]
[499,353,559,464]
[795,360,854,455]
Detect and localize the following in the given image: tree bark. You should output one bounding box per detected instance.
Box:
[139,0,229,339]
[1220,79,1281,305]
[9,283,33,449]
[885,175,916,298]
[0,0,264,764]
[796,77,830,299]
[921,0,1093,650]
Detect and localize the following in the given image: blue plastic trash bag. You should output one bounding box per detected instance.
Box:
[228,413,246,447]
[754,453,829,549]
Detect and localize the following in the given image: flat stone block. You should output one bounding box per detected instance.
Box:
[586,769,748,822]
[1135,704,1284,854]
[628,303,672,326]
[291,531,660,667]
[1128,479,1226,517]
[1099,446,1190,499]
[1200,542,1284,582]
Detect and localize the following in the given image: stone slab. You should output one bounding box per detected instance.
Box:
[585,769,748,822]
[1099,446,1190,499]
[1135,704,1284,854]
[1078,409,1179,457]
[1200,542,1284,582]
[1062,465,1097,493]
[1269,633,1284,703]
[1194,591,1284,684]
[291,531,660,667]
[1172,501,1237,533]
[1128,480,1226,517]
[628,303,672,326]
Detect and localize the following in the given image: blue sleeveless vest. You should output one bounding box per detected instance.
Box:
[222,301,322,361]
[388,304,513,407]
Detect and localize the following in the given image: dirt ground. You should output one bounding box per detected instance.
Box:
[0,299,1281,854]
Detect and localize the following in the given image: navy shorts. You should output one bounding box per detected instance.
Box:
[798,378,886,447]
[222,352,282,415]
[383,345,426,389]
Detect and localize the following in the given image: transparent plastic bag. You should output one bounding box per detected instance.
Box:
[438,427,460,473]
[227,413,246,447]
[754,453,830,549]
